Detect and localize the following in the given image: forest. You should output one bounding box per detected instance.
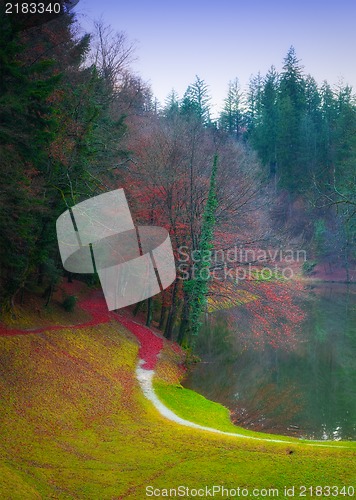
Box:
[1,0,355,349]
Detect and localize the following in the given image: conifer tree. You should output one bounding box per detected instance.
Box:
[276,46,306,192]
[219,78,241,137]
[251,66,279,177]
[180,76,211,124]
[245,72,263,134]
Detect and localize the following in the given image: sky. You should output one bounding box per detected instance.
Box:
[74,0,356,117]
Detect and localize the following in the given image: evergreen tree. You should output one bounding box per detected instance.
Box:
[219,78,241,137]
[251,66,279,177]
[245,72,263,134]
[300,75,323,177]
[276,46,306,192]
[163,88,180,119]
[319,82,337,167]
[0,2,128,310]
[180,75,211,124]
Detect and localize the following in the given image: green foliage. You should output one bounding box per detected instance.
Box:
[302,260,317,275]
[250,66,279,175]
[62,294,77,312]
[244,47,355,271]
[0,8,129,313]
[0,16,60,308]
[163,88,180,118]
[219,78,241,137]
[180,75,211,124]
[185,155,218,346]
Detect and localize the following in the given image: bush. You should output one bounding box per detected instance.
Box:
[302,260,317,275]
[62,295,77,312]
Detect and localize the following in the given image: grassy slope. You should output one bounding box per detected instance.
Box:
[0,322,355,499]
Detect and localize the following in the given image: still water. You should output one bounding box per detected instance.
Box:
[184,284,356,440]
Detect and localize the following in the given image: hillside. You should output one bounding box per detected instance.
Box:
[0,284,355,499]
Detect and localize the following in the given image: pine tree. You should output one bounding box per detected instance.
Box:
[276,46,306,192]
[219,78,241,137]
[163,88,180,119]
[251,66,279,177]
[245,72,263,135]
[0,3,128,311]
[180,75,211,124]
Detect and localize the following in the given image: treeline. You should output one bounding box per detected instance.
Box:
[0,2,354,347]
[243,48,355,280]
[135,48,356,283]
[163,48,356,280]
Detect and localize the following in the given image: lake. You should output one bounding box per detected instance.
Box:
[184,283,356,440]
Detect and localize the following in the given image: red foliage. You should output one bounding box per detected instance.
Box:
[227,280,306,350]
[0,287,167,371]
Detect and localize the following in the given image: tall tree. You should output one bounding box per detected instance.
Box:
[180,75,211,124]
[163,88,180,119]
[219,78,241,138]
[245,72,263,135]
[250,66,279,178]
[89,20,135,92]
[301,74,322,173]
[276,46,306,192]
[181,155,219,347]
[0,1,130,311]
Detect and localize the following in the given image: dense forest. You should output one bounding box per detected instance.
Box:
[1,0,355,349]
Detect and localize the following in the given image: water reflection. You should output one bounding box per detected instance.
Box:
[184,284,356,440]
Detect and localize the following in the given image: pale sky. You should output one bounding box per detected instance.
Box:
[74,0,356,116]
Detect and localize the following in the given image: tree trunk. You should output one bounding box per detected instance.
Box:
[133,300,143,316]
[146,297,152,327]
[159,304,167,330]
[37,263,44,285]
[164,281,178,340]
[177,292,190,345]
[45,284,53,307]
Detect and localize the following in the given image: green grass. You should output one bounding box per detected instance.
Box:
[154,377,356,448]
[0,321,356,499]
[154,379,297,441]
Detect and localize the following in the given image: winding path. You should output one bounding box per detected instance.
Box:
[0,286,350,448]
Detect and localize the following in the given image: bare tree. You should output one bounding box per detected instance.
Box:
[120,113,268,339]
[88,19,136,90]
